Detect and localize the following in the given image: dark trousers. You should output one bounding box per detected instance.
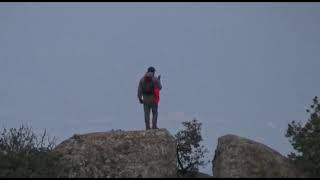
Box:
[143,104,158,130]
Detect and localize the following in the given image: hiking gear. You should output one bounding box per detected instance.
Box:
[137,72,162,104]
[142,74,155,95]
[153,86,160,104]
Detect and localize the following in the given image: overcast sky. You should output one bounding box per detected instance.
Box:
[1,2,320,175]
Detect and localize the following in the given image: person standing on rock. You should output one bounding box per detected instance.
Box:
[137,66,162,130]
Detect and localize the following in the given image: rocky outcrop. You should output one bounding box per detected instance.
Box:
[181,171,213,178]
[53,129,177,178]
[212,134,305,178]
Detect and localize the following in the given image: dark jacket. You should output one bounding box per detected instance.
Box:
[137,72,162,106]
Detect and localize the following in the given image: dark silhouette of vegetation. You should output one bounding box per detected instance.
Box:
[286,96,320,177]
[0,124,63,177]
[175,119,209,177]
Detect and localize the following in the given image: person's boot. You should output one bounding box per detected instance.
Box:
[145,121,151,130]
[152,118,158,129]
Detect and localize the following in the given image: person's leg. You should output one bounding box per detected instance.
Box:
[144,104,151,130]
[151,104,158,129]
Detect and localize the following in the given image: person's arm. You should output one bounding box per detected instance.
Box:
[157,75,162,90]
[137,79,143,103]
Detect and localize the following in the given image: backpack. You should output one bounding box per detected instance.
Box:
[142,76,155,95]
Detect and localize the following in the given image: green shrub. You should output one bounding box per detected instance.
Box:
[175,119,209,177]
[286,96,320,177]
[0,124,63,177]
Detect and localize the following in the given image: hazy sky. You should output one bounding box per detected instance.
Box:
[1,2,320,175]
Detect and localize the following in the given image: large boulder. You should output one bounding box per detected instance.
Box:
[53,129,177,178]
[212,134,305,178]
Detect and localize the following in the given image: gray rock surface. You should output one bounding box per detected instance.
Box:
[212,134,305,178]
[182,171,213,178]
[53,128,177,178]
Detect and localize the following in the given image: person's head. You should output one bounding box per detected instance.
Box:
[147,66,156,73]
